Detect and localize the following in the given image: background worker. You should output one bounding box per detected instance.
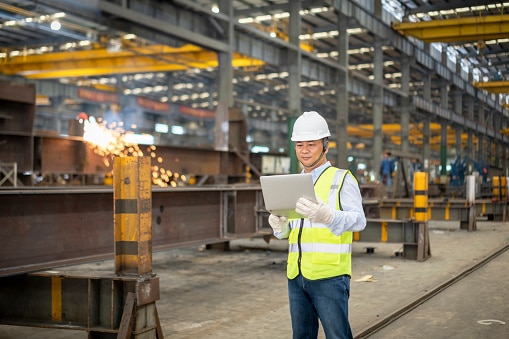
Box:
[380,152,393,186]
[268,111,367,339]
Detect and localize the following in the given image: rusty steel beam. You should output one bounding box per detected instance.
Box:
[476,199,508,222]
[1,156,164,338]
[0,270,161,337]
[380,198,473,220]
[355,218,431,261]
[37,136,247,179]
[379,197,509,231]
[0,185,266,278]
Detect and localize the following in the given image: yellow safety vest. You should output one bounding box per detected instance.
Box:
[287,167,353,280]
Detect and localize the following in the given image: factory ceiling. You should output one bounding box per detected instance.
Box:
[0,0,509,154]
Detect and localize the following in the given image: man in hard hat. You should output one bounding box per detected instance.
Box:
[268,111,366,339]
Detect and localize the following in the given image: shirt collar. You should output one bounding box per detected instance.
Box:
[302,161,331,183]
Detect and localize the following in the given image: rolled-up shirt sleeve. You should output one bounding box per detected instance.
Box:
[327,173,367,236]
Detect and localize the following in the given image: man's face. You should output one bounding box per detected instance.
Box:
[294,139,328,171]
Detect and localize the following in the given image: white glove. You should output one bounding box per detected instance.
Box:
[295,196,334,224]
[268,214,289,233]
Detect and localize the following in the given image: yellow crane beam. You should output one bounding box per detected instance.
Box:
[347,123,480,148]
[472,80,509,94]
[392,14,509,43]
[0,44,265,79]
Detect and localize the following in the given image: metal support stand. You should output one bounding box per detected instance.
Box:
[358,219,430,261]
[118,292,164,339]
[0,271,163,338]
[460,205,477,232]
[412,172,431,261]
[417,222,431,261]
[355,173,432,261]
[112,156,164,338]
[0,161,17,187]
[0,157,164,338]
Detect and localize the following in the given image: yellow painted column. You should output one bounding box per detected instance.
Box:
[492,175,500,199]
[381,221,388,242]
[502,176,507,201]
[114,156,152,276]
[353,232,360,241]
[414,172,428,222]
[51,276,62,321]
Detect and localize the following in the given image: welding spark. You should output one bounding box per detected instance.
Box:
[82,117,184,187]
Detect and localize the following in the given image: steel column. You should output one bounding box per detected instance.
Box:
[114,156,152,276]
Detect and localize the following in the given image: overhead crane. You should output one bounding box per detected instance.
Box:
[347,123,477,150]
[472,80,509,95]
[0,18,314,82]
[392,14,509,87]
[391,14,509,43]
[0,43,265,80]
[0,46,482,151]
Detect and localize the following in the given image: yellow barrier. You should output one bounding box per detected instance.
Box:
[414,172,428,222]
[492,175,507,200]
[113,156,152,276]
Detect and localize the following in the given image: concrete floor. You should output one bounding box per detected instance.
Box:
[1,220,508,338]
[370,249,509,338]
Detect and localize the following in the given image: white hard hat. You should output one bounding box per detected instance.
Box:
[291,111,331,141]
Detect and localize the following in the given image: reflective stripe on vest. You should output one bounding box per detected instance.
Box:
[289,242,352,254]
[287,167,353,280]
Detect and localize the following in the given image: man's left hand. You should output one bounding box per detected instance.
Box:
[295,197,333,224]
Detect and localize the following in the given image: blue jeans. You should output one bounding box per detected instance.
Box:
[288,274,352,339]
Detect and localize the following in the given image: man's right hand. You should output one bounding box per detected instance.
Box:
[268,214,289,233]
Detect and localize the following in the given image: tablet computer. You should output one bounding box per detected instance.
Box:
[260,173,316,219]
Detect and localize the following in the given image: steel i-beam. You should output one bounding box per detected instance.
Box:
[0,157,164,338]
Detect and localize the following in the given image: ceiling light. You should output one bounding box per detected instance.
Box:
[251,146,270,153]
[310,7,330,14]
[274,13,290,19]
[238,18,254,24]
[255,15,272,22]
